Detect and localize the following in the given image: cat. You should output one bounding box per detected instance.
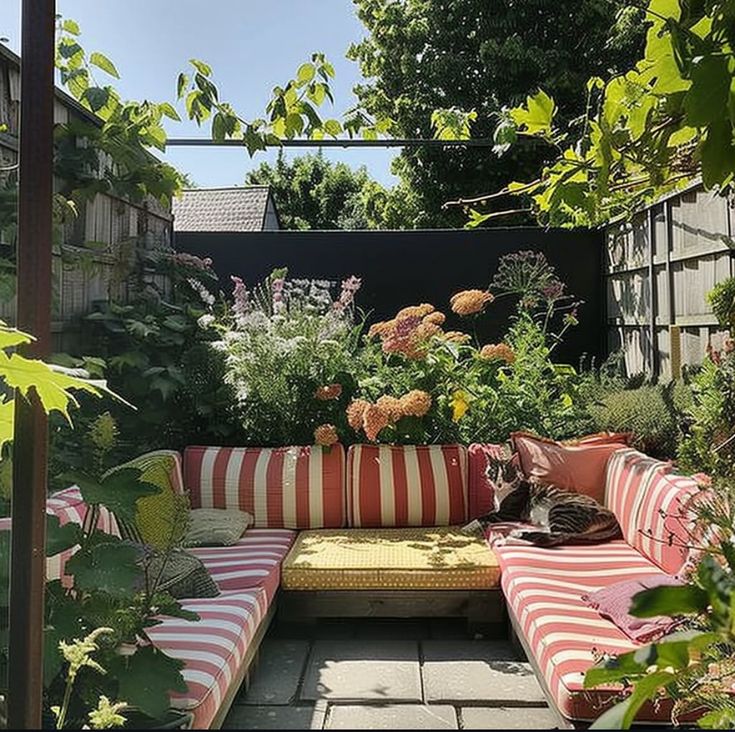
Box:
[464,449,623,547]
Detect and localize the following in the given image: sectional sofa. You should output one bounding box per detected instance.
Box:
[40,441,700,729]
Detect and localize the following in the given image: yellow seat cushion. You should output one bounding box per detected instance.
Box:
[281,526,500,591]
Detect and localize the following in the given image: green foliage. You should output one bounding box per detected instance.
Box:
[586,384,682,459]
[245,151,413,230]
[708,277,735,330]
[678,346,735,476]
[349,0,644,227]
[214,271,364,445]
[467,0,735,227]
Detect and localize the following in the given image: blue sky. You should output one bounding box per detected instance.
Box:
[0,0,397,186]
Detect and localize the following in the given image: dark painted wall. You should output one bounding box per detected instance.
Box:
[176,228,604,365]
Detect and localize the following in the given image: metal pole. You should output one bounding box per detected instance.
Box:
[8,0,56,728]
[164,137,497,149]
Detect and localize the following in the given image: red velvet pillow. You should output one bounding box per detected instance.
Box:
[511,432,629,503]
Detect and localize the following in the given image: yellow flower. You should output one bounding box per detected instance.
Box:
[314,424,339,447]
[479,342,516,364]
[450,390,470,422]
[450,289,494,316]
[399,390,432,418]
[346,399,370,430]
[88,696,128,729]
[59,627,114,682]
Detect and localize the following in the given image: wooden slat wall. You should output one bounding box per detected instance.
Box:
[0,50,173,347]
[604,184,734,379]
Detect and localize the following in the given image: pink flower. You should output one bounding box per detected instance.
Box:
[692,472,713,489]
[231,275,249,316]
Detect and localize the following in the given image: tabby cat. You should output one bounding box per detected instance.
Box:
[465,450,622,547]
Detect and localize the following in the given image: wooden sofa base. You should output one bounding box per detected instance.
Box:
[278,589,504,630]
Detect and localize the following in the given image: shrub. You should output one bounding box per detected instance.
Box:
[213,271,363,446]
[586,384,680,459]
[708,276,735,330]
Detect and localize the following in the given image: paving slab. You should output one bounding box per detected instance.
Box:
[224,703,326,730]
[328,704,457,729]
[354,619,431,640]
[242,639,311,705]
[461,706,558,729]
[301,640,422,702]
[422,641,545,705]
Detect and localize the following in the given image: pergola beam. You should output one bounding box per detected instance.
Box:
[8,0,56,727]
[165,137,497,149]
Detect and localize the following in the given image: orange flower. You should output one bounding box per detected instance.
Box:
[368,320,395,338]
[399,390,432,417]
[423,311,446,326]
[479,343,516,364]
[376,395,404,422]
[346,399,371,430]
[397,303,435,319]
[363,403,391,441]
[314,424,339,447]
[450,289,494,316]
[315,383,343,401]
[442,331,471,344]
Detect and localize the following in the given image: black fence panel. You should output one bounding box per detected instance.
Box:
[176,228,604,366]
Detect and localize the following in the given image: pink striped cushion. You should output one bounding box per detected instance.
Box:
[346,444,468,528]
[46,487,120,583]
[468,443,505,519]
[147,588,267,730]
[496,541,675,722]
[605,449,699,574]
[183,445,346,529]
[188,528,296,599]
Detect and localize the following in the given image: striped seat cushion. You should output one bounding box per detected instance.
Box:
[605,449,700,574]
[147,588,267,730]
[496,541,675,722]
[183,446,346,529]
[188,528,296,599]
[346,444,468,527]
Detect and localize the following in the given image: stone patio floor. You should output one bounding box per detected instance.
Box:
[223,618,559,730]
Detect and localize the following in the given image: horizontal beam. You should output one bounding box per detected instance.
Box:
[164,137,497,149]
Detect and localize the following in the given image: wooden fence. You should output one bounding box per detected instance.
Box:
[0,44,173,349]
[604,182,735,379]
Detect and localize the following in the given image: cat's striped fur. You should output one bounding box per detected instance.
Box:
[475,450,622,547]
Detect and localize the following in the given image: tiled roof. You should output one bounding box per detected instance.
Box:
[172,186,273,232]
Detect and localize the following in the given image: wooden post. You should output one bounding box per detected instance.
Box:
[8,0,56,727]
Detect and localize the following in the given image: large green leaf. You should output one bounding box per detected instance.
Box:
[629,583,708,618]
[62,468,160,523]
[684,56,731,127]
[46,514,83,557]
[64,540,143,596]
[509,90,556,136]
[89,52,120,79]
[110,645,187,720]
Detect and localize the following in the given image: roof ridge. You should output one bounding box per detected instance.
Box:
[181,185,271,192]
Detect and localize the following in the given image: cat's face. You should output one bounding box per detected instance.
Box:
[486,453,523,509]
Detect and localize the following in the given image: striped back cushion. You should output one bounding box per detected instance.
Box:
[347,444,468,528]
[47,487,120,583]
[183,445,346,529]
[605,449,700,574]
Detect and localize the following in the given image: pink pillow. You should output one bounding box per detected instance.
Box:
[511,432,628,503]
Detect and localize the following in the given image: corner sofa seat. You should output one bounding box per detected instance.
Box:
[494,447,701,725]
[145,588,269,730]
[188,528,296,599]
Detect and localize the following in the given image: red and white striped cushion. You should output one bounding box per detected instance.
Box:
[605,449,699,574]
[147,588,266,730]
[188,528,296,600]
[496,541,674,722]
[183,445,346,529]
[46,487,120,583]
[346,444,468,527]
[468,443,506,519]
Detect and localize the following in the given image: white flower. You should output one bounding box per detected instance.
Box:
[197,314,215,329]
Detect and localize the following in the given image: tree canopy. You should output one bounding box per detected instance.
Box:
[246,152,419,229]
[455,0,735,228]
[348,0,645,227]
